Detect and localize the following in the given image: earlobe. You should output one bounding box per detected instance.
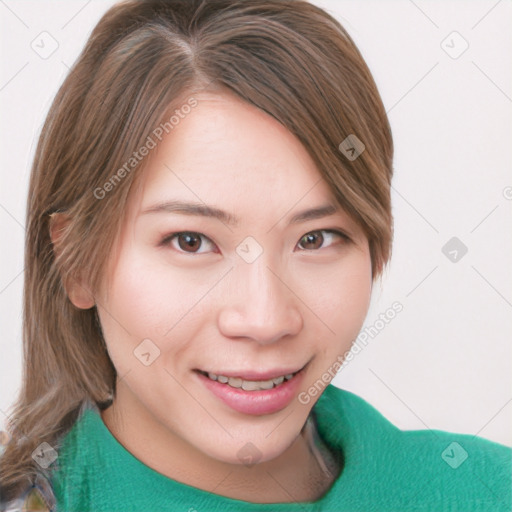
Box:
[49,212,96,310]
[66,274,96,310]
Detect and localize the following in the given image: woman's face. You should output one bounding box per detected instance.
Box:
[94,91,372,467]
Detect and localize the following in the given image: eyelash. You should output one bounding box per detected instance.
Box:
[159,229,351,255]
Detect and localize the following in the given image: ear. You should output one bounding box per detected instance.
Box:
[49,212,96,310]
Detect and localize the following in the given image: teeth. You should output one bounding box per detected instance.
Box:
[254,379,275,390]
[203,371,296,391]
[228,377,243,388]
[242,379,273,391]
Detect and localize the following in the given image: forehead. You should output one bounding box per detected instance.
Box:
[128,91,340,223]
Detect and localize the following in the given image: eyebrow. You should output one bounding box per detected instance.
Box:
[140,200,340,226]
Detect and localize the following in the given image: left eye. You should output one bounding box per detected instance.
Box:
[297,230,348,251]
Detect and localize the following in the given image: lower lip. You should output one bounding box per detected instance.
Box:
[196,367,306,416]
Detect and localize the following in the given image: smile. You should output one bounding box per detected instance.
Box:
[195,364,308,415]
[197,370,299,391]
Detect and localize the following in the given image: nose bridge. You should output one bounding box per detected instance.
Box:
[239,253,285,319]
[219,251,302,342]
[246,255,280,309]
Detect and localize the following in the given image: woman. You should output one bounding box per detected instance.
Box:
[1,0,510,510]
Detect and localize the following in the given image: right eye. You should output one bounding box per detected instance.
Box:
[159,231,218,255]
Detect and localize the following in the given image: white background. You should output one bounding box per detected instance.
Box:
[1,0,511,446]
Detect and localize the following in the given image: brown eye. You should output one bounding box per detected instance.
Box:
[297,230,348,251]
[160,232,216,254]
[299,231,324,250]
[177,233,202,252]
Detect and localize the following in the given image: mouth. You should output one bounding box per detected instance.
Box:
[194,361,310,415]
[195,368,302,392]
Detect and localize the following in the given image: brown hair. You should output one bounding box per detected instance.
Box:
[0,0,393,501]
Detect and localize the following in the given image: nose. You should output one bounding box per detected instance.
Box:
[217,257,303,344]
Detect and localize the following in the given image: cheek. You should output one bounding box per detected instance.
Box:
[96,249,201,363]
[312,249,373,342]
[308,251,372,312]
[340,256,372,314]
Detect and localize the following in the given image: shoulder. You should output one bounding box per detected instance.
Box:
[315,385,512,511]
[0,404,99,512]
[49,401,106,509]
[394,426,511,507]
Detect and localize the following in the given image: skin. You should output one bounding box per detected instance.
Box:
[70,91,373,503]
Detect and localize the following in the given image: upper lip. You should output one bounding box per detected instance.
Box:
[195,362,308,381]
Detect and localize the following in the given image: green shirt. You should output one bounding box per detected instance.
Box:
[51,384,511,511]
